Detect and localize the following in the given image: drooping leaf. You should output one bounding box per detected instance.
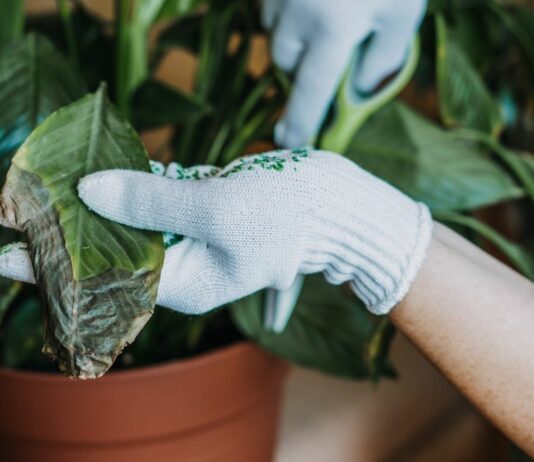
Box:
[346,102,522,211]
[0,33,86,166]
[0,84,165,378]
[435,15,503,136]
[131,79,209,130]
[435,211,534,280]
[231,275,396,380]
[0,0,24,48]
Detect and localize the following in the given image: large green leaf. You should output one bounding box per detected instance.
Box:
[346,102,522,211]
[231,276,396,380]
[0,34,86,164]
[0,84,165,378]
[435,15,503,136]
[131,79,209,130]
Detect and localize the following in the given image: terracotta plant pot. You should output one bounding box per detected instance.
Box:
[0,342,288,462]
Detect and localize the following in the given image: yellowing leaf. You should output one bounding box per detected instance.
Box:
[0,84,164,378]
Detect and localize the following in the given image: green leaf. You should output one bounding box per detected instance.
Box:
[0,84,165,378]
[519,153,534,198]
[0,0,24,48]
[25,7,115,92]
[0,33,86,164]
[154,14,203,61]
[435,15,503,136]
[131,79,209,130]
[346,102,523,211]
[453,128,534,205]
[231,275,396,380]
[435,211,534,280]
[156,0,206,21]
[490,148,534,205]
[1,298,53,371]
[493,4,534,79]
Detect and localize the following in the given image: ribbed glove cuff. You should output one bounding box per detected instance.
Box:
[359,204,432,315]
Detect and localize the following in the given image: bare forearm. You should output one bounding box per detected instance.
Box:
[390,222,534,454]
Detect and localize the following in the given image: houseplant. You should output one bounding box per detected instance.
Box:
[0,0,532,460]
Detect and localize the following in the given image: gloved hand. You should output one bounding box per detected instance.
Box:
[263,0,427,148]
[0,149,432,316]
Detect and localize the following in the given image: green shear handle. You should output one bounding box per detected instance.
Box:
[264,38,420,333]
[320,37,420,153]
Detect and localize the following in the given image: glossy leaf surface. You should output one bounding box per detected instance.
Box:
[436,15,503,136]
[0,34,85,164]
[231,275,396,380]
[346,102,522,211]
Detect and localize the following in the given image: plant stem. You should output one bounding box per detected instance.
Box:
[222,100,279,163]
[435,210,534,279]
[365,317,395,384]
[0,281,22,326]
[0,0,24,48]
[115,0,131,116]
[176,3,237,164]
[206,74,276,165]
[57,0,79,67]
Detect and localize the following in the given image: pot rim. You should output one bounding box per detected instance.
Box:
[0,341,272,384]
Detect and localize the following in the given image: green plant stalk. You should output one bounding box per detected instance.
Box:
[115,0,152,118]
[234,75,274,131]
[186,316,210,351]
[176,4,237,164]
[365,316,395,384]
[0,281,22,326]
[56,0,79,67]
[222,100,280,164]
[435,211,534,280]
[115,0,131,115]
[202,27,253,165]
[0,0,24,48]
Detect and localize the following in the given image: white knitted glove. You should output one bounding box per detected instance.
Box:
[0,149,432,316]
[263,0,427,147]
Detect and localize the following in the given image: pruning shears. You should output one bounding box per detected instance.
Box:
[263,38,420,333]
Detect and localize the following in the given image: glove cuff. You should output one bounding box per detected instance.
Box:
[297,152,433,315]
[356,203,432,315]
